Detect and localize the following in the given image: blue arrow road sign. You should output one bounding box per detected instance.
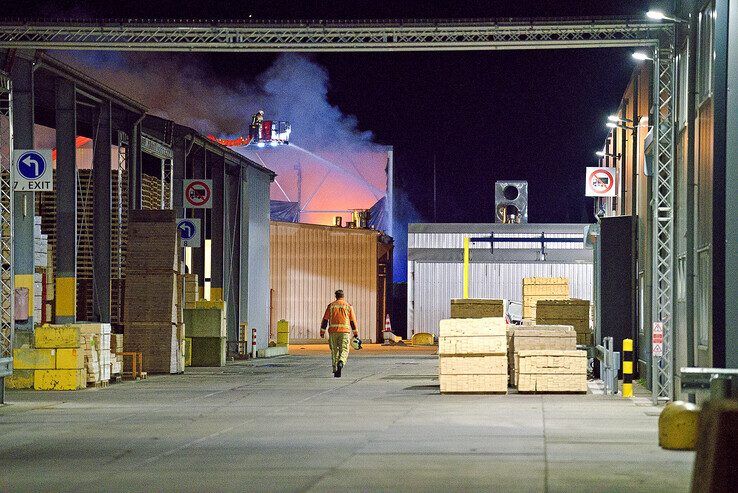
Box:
[17,151,47,180]
[178,220,196,240]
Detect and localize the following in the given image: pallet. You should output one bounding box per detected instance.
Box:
[516,390,588,395]
[87,380,110,388]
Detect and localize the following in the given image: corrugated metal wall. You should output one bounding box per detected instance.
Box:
[270,222,378,342]
[408,224,593,337]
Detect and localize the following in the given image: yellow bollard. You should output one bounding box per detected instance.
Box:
[622,338,633,398]
[463,237,470,299]
[659,401,700,450]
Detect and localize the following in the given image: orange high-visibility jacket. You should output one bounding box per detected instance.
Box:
[322,299,357,333]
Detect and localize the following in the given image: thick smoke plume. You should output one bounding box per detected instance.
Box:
[57,51,379,153]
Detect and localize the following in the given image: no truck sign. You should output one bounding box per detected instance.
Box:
[183,179,213,208]
[585,167,617,197]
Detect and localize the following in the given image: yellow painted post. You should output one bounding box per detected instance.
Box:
[623,338,633,398]
[463,237,470,299]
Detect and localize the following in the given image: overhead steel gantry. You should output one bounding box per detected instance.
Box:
[0,16,676,401]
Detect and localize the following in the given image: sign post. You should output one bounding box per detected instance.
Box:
[177,218,201,248]
[12,149,53,191]
[652,322,664,358]
[183,179,212,209]
[585,167,617,198]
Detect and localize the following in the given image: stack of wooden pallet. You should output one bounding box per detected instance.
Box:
[183,273,199,308]
[535,299,592,345]
[450,299,505,319]
[515,350,588,393]
[111,333,123,375]
[522,277,569,320]
[123,210,184,374]
[439,317,507,394]
[509,325,576,385]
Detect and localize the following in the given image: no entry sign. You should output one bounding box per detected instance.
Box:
[585,167,617,197]
[183,179,212,208]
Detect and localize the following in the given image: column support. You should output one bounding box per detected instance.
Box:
[92,100,111,323]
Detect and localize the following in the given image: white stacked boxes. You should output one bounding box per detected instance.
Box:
[439,317,508,394]
[78,323,112,384]
[515,350,588,393]
[33,216,49,323]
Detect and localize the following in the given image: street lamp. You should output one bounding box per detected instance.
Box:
[646,10,689,24]
[632,51,654,61]
[608,115,634,124]
[596,150,621,158]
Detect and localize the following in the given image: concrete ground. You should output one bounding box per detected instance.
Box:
[1,347,694,492]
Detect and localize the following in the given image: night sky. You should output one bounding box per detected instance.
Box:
[9,0,664,279]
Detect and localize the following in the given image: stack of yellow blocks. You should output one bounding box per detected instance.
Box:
[7,325,85,390]
[276,320,289,347]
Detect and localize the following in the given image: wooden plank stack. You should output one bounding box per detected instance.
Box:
[439,317,507,394]
[78,323,112,385]
[522,277,569,319]
[123,210,184,374]
[183,273,199,308]
[450,299,505,319]
[535,299,592,345]
[509,325,576,385]
[515,350,588,393]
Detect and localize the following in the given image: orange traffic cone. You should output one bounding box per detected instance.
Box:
[383,314,394,344]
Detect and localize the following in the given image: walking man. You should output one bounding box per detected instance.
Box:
[320,290,359,377]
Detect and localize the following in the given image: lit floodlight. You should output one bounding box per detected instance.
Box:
[596,150,606,157]
[606,122,618,129]
[646,10,666,20]
[608,115,620,122]
[632,52,652,61]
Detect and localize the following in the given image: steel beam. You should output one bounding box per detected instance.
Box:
[651,32,676,402]
[0,18,664,52]
[128,122,142,210]
[55,78,77,324]
[0,71,14,387]
[92,100,111,323]
[172,135,186,216]
[210,153,224,301]
[190,145,205,298]
[224,164,241,342]
[9,58,33,333]
[238,168,249,346]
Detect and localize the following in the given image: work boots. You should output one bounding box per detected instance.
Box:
[334,361,343,378]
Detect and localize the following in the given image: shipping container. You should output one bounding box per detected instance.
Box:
[407,223,593,337]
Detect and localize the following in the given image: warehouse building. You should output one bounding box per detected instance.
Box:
[596,0,738,398]
[1,50,275,365]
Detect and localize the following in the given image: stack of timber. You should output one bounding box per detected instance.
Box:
[183,274,199,308]
[515,350,588,393]
[78,323,112,385]
[450,299,505,319]
[123,210,184,374]
[509,325,577,385]
[6,325,86,390]
[439,317,507,394]
[183,300,227,367]
[522,277,569,320]
[535,299,592,345]
[111,333,124,375]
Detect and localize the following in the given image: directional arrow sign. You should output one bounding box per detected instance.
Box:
[177,218,201,248]
[12,149,53,191]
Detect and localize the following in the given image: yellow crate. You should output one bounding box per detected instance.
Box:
[55,348,85,369]
[33,369,85,390]
[34,325,81,349]
[13,347,56,369]
[6,370,34,389]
